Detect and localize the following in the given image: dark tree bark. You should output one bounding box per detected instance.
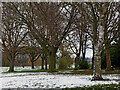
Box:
[75,54,80,70]
[105,44,111,71]
[82,35,87,61]
[74,32,82,70]
[48,48,57,72]
[9,59,15,72]
[31,61,34,69]
[104,25,112,71]
[92,42,94,69]
[41,58,44,70]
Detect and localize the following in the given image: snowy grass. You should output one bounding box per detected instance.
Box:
[0,72,120,89]
[0,67,120,89]
[0,66,41,73]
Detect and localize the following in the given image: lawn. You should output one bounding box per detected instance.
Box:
[0,67,120,89]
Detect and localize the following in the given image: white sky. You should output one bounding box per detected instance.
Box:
[86,49,93,58]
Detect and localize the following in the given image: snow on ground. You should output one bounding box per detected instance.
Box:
[0,67,120,89]
[0,72,120,89]
[0,66,41,73]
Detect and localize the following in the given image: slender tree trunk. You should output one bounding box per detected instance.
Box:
[92,43,94,69]
[83,52,85,61]
[75,54,79,70]
[41,58,44,70]
[45,59,47,70]
[106,45,111,71]
[48,48,56,72]
[82,35,87,61]
[31,61,34,69]
[54,58,56,70]
[104,28,111,71]
[74,33,82,70]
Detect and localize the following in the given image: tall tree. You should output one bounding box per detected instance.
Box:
[76,3,104,80]
[65,29,83,70]
[10,2,76,72]
[2,3,28,72]
[0,2,2,67]
[99,2,119,71]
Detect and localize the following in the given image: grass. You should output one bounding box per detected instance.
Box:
[3,84,120,90]
[57,69,120,75]
[1,68,120,89]
[64,84,120,90]
[103,70,120,75]
[5,84,119,90]
[2,68,120,75]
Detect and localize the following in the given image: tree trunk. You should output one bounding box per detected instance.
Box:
[92,21,103,80]
[9,53,15,72]
[104,28,112,71]
[41,58,44,70]
[74,33,82,70]
[54,58,56,70]
[93,43,103,80]
[74,54,79,70]
[106,45,111,71]
[45,59,47,70]
[48,48,56,72]
[92,43,94,69]
[83,52,85,61]
[31,61,34,69]
[9,60,14,72]
[82,35,87,61]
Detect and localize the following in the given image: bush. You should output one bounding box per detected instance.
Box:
[101,43,120,69]
[58,57,68,69]
[78,59,89,69]
[57,56,73,69]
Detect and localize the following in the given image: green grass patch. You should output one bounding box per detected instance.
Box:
[102,70,120,74]
[2,69,120,75]
[64,84,120,90]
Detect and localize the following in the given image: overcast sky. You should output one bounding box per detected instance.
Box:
[86,49,93,58]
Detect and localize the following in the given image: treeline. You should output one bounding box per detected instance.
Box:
[1,2,119,80]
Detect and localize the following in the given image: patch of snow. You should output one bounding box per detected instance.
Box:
[0,66,41,72]
[103,74,120,80]
[0,72,119,89]
[57,70,72,74]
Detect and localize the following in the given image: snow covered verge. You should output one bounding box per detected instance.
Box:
[0,66,41,73]
[0,72,120,89]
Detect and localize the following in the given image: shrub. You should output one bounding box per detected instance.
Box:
[58,57,68,69]
[78,59,89,69]
[57,56,73,69]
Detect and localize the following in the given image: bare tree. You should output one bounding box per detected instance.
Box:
[2,3,28,72]
[65,29,82,70]
[10,2,77,72]
[22,36,41,69]
[99,2,119,71]
[76,3,104,80]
